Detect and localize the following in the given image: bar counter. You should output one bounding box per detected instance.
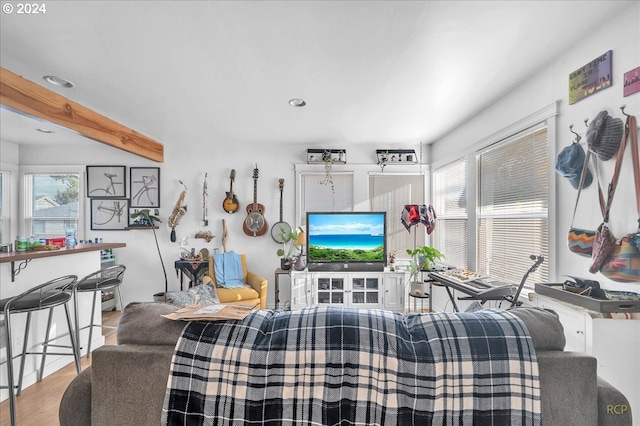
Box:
[0,242,126,281]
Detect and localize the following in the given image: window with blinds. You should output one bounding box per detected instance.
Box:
[369,173,426,260]
[432,159,468,269]
[477,127,549,285]
[299,172,354,225]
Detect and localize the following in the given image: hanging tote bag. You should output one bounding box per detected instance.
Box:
[568,148,605,257]
[597,114,640,282]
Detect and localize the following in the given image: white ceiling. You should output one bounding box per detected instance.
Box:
[0,1,634,149]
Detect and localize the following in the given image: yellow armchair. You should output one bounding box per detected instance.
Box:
[202,254,268,309]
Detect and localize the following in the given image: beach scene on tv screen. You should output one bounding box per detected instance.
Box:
[308,213,385,262]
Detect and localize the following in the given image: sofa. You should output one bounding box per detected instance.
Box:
[59,303,632,426]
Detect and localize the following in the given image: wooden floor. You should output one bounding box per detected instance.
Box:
[0,310,120,426]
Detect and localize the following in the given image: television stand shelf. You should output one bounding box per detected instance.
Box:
[290,270,406,311]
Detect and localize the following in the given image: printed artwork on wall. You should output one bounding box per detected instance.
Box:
[86,165,126,198]
[90,198,129,230]
[623,66,640,97]
[130,167,160,208]
[569,50,613,105]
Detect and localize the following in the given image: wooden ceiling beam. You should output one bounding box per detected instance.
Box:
[0,66,164,163]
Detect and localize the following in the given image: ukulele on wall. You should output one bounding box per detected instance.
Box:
[222,169,239,214]
[243,165,268,237]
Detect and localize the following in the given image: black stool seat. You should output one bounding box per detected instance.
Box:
[76,277,121,292]
[0,292,72,313]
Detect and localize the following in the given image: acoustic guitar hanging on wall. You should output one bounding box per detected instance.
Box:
[243,165,268,237]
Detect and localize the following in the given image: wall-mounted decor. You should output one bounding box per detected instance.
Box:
[623,66,640,97]
[376,149,417,170]
[569,50,612,105]
[307,149,346,164]
[86,165,126,198]
[130,167,160,208]
[90,198,129,230]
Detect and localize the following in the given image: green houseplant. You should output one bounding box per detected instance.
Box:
[406,246,444,297]
[406,245,445,271]
[277,226,305,270]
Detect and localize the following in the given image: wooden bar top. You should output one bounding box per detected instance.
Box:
[0,242,126,263]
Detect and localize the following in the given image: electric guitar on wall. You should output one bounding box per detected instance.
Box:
[222,169,239,214]
[243,165,267,237]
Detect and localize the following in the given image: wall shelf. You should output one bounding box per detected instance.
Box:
[376,149,417,168]
[307,149,346,164]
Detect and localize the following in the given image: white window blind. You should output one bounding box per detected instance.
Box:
[300,172,354,225]
[477,127,549,285]
[433,159,468,269]
[369,173,426,260]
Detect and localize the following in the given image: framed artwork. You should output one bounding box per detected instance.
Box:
[130,167,160,208]
[569,50,613,105]
[86,165,126,198]
[90,198,130,230]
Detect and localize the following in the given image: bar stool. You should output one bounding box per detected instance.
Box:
[0,275,80,426]
[71,264,126,358]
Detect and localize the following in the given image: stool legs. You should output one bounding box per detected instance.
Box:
[4,312,18,426]
[74,286,122,359]
[16,312,32,396]
[36,305,80,379]
[85,291,99,357]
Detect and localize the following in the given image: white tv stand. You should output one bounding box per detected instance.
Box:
[290,269,406,311]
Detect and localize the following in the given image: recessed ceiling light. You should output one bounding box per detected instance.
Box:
[36,128,54,133]
[43,75,75,88]
[289,98,307,107]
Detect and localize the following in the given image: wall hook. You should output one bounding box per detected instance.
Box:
[621,105,631,117]
[569,125,581,143]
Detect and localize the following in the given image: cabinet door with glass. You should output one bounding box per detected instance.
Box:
[316,275,346,305]
[350,274,382,308]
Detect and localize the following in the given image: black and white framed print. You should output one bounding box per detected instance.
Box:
[86,166,126,198]
[129,167,160,208]
[90,198,129,230]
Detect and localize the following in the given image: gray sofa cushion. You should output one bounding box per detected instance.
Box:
[59,366,92,426]
[507,307,566,350]
[597,377,633,426]
[117,302,186,346]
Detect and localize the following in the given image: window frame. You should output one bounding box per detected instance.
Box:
[475,125,550,286]
[430,103,557,288]
[20,165,86,238]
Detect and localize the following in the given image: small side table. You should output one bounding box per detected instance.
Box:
[409,293,430,313]
[274,268,290,309]
[174,259,209,290]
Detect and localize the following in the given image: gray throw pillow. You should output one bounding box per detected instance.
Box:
[165,283,220,308]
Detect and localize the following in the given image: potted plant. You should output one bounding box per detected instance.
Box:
[129,209,168,301]
[406,245,445,270]
[277,226,305,270]
[406,246,444,296]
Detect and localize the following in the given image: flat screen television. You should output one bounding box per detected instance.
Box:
[306,211,386,272]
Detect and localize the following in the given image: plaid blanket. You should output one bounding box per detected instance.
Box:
[162,306,540,426]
